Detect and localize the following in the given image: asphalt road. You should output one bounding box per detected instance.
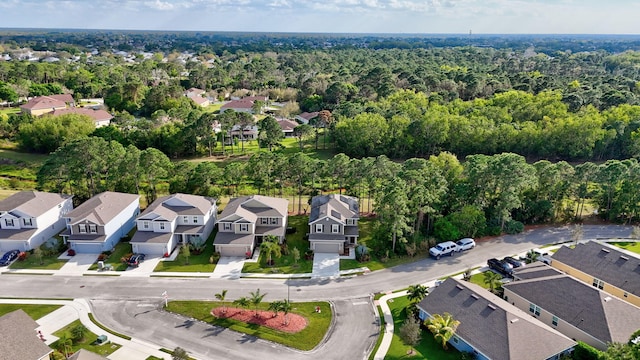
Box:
[0,224,632,359]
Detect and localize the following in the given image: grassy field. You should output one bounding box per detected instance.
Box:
[0,304,62,320]
[153,233,217,273]
[385,296,461,360]
[609,241,640,255]
[166,300,331,351]
[52,319,122,357]
[0,107,20,115]
[87,242,133,271]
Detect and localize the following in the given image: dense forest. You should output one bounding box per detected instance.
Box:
[3,31,640,255]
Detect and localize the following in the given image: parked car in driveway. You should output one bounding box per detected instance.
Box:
[487,258,514,276]
[456,238,476,251]
[429,241,460,259]
[0,249,20,266]
[528,249,553,264]
[503,256,525,268]
[127,253,145,267]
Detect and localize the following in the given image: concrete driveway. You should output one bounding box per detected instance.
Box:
[54,254,99,276]
[312,253,340,278]
[211,256,246,279]
[120,256,162,277]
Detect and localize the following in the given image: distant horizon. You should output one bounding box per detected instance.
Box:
[0,1,637,35]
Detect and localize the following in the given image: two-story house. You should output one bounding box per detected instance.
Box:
[61,192,140,253]
[551,241,640,308]
[0,310,53,360]
[503,262,640,351]
[131,193,217,256]
[214,195,288,257]
[308,194,359,254]
[0,191,73,251]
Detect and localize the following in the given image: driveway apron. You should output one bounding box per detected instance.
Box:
[312,253,340,278]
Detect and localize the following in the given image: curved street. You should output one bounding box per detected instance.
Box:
[0,224,632,359]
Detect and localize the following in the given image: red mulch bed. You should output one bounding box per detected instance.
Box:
[211,307,308,333]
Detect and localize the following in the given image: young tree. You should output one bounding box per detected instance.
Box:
[249,289,267,317]
[292,247,300,266]
[269,300,284,318]
[215,289,228,314]
[33,246,44,265]
[260,236,282,266]
[425,312,461,350]
[71,324,88,342]
[258,116,283,151]
[56,333,73,359]
[181,243,191,265]
[172,347,189,360]
[281,299,292,325]
[233,297,250,313]
[399,316,422,355]
[406,284,428,304]
[483,271,503,294]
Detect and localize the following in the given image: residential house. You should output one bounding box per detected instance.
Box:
[417,278,576,360]
[308,194,359,254]
[20,94,75,116]
[229,124,258,141]
[278,119,299,137]
[503,263,640,350]
[0,191,73,251]
[131,193,217,256]
[220,100,255,114]
[214,195,288,257]
[295,112,318,124]
[0,309,52,360]
[551,241,640,307]
[50,107,114,127]
[243,95,268,102]
[185,88,210,107]
[61,192,140,253]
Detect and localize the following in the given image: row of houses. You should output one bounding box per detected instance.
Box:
[0,191,360,258]
[417,241,640,359]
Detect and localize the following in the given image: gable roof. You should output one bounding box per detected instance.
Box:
[512,261,564,280]
[309,194,359,223]
[218,195,288,222]
[242,95,268,102]
[552,241,640,298]
[278,119,298,132]
[0,309,52,360]
[65,192,139,225]
[20,94,75,110]
[186,88,205,95]
[138,193,216,222]
[50,107,113,123]
[417,278,575,360]
[503,271,640,344]
[296,112,319,121]
[221,100,254,110]
[0,191,71,217]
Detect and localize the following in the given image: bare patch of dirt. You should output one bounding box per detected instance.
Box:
[211,307,308,333]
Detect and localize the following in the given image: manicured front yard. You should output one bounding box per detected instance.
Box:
[153,235,217,273]
[0,304,62,320]
[468,271,492,289]
[610,241,640,255]
[52,319,121,357]
[386,296,460,360]
[166,300,331,351]
[9,245,68,270]
[87,242,132,271]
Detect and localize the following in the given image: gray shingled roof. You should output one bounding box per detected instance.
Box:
[417,278,575,360]
[0,309,52,360]
[0,190,71,217]
[138,193,216,222]
[66,192,139,226]
[552,241,640,298]
[512,261,564,280]
[218,195,288,222]
[309,194,359,223]
[69,349,107,360]
[503,272,640,344]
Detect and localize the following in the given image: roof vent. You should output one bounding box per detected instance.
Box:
[620,256,629,261]
[470,294,479,299]
[601,248,610,253]
[510,318,519,323]
[455,284,464,290]
[604,296,612,302]
[487,304,496,310]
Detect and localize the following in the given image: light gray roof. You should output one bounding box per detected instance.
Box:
[130,231,172,244]
[218,195,288,223]
[503,272,640,344]
[0,309,52,360]
[138,193,216,222]
[309,194,359,223]
[214,232,254,245]
[0,228,38,241]
[0,191,71,217]
[417,278,575,360]
[65,192,139,226]
[552,241,640,298]
[69,349,107,360]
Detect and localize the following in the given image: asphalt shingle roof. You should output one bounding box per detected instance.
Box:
[0,309,52,360]
[65,192,139,226]
[309,194,359,223]
[0,191,71,217]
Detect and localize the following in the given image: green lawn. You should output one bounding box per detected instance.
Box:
[9,248,68,270]
[609,241,640,255]
[241,216,313,274]
[0,304,62,320]
[468,272,491,289]
[52,319,121,357]
[0,149,48,164]
[153,234,217,273]
[88,242,132,271]
[386,296,461,360]
[166,300,331,351]
[0,107,20,115]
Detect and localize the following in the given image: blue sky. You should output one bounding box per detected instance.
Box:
[0,0,635,34]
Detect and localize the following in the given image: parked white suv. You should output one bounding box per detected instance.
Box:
[531,249,553,265]
[429,241,461,259]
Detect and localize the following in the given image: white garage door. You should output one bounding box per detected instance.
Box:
[135,243,166,256]
[314,243,340,253]
[219,246,248,257]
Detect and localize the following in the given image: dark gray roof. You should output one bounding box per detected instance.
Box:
[130,231,172,244]
[218,195,288,222]
[0,227,37,241]
[309,194,359,223]
[512,261,564,280]
[138,193,216,221]
[213,232,254,246]
[417,278,575,360]
[0,309,52,360]
[66,192,139,226]
[552,241,640,297]
[503,272,640,344]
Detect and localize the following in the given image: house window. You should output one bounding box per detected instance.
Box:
[552,316,558,326]
[89,225,97,234]
[331,224,340,233]
[193,216,198,224]
[269,218,278,225]
[183,216,189,224]
[240,224,249,232]
[5,219,14,227]
[260,218,269,225]
[22,218,32,226]
[143,221,150,229]
[78,224,87,233]
[315,224,323,233]
[346,218,356,225]
[160,222,165,230]
[592,278,604,290]
[222,222,231,231]
[529,303,541,316]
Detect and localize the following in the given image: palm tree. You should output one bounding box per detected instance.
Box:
[281,299,292,325]
[425,312,460,350]
[269,300,284,318]
[525,249,539,264]
[249,288,267,317]
[406,284,428,304]
[215,289,228,314]
[260,236,282,266]
[233,297,250,313]
[483,271,503,294]
[56,333,73,359]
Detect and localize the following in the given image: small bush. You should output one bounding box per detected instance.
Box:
[18,252,28,261]
[571,341,602,360]
[505,220,524,234]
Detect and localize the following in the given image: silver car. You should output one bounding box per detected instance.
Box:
[456,238,476,251]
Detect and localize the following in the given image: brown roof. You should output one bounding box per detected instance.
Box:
[65,192,139,226]
[0,309,52,360]
[50,107,113,123]
[278,119,298,132]
[20,94,74,110]
[0,191,71,217]
[221,100,254,110]
[297,112,318,120]
[138,193,216,222]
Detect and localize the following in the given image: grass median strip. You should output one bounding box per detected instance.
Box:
[88,313,132,340]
